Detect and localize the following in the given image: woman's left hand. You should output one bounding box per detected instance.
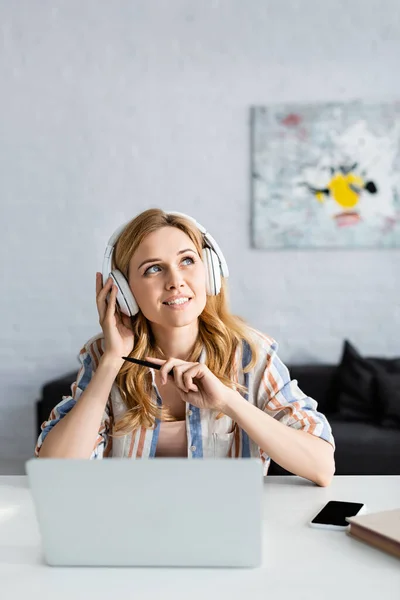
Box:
[144,356,233,412]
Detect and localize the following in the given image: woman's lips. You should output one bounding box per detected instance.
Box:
[162,298,193,310]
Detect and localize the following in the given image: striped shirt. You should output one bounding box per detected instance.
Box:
[35,328,335,475]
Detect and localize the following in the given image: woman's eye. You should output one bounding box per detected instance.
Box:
[144,265,161,276]
[143,256,195,276]
[182,256,195,266]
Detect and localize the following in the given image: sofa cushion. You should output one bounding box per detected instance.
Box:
[335,341,400,424]
[335,341,381,423]
[376,371,400,428]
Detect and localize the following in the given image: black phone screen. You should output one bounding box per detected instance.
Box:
[311,501,364,526]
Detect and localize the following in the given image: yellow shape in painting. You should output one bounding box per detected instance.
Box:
[315,191,325,203]
[328,173,364,209]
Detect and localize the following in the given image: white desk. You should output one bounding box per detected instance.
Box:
[1,475,399,600]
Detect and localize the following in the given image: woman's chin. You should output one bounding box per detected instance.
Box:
[165,310,199,325]
[163,303,203,325]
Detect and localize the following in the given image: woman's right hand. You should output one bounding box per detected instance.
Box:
[95,272,135,360]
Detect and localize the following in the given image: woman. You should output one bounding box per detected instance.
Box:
[36,209,335,486]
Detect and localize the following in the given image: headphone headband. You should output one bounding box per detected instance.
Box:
[106,221,132,249]
[104,212,229,278]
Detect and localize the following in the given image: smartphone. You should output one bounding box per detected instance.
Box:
[309,500,366,531]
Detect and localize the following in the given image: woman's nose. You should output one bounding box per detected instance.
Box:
[165,268,185,289]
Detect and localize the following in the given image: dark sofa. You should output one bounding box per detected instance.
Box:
[268,363,400,476]
[36,342,400,475]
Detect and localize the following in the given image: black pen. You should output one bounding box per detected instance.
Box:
[121,356,175,375]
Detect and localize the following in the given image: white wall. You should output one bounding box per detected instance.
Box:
[1,0,400,460]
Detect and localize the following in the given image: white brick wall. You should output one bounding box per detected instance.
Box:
[1,0,399,460]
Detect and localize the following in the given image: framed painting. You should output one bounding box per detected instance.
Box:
[251,101,400,249]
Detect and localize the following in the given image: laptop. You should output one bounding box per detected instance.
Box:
[25,457,264,567]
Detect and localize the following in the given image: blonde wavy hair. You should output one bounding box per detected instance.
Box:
[111,208,259,435]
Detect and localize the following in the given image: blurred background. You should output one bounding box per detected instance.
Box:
[1,0,399,472]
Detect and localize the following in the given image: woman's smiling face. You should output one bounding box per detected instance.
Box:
[128,226,207,327]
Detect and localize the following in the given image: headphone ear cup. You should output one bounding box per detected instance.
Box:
[110,270,139,317]
[202,248,221,296]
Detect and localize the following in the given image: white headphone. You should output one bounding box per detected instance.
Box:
[102,211,229,317]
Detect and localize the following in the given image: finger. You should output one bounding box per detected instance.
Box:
[144,357,165,365]
[97,276,113,303]
[95,272,102,296]
[159,360,178,385]
[144,356,172,383]
[144,357,194,386]
[96,273,108,314]
[105,284,118,319]
[96,277,113,317]
[173,363,198,393]
[159,359,185,385]
[143,356,168,380]
[182,365,200,392]
[99,281,116,323]
[183,364,206,392]
[96,275,110,323]
[170,363,186,391]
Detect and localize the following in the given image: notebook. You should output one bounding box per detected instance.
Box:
[346,508,400,559]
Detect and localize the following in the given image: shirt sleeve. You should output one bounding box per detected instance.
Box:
[34,343,111,459]
[255,340,335,452]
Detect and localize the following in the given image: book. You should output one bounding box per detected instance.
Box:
[346,508,400,559]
